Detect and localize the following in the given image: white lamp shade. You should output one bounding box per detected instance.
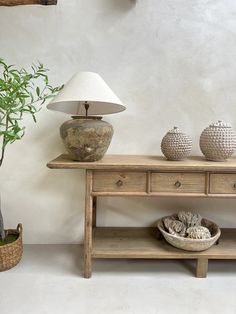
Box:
[47,72,126,115]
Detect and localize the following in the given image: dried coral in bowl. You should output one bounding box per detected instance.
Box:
[178,211,202,228]
[164,217,186,237]
[187,226,211,239]
[157,212,221,252]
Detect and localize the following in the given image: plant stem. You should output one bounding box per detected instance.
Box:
[0,117,7,238]
[0,196,5,240]
[0,115,8,168]
[0,141,5,167]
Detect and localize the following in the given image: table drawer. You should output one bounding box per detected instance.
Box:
[210,174,236,194]
[93,171,147,192]
[151,172,206,193]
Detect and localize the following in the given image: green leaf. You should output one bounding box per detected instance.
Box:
[0,57,62,166]
[36,86,40,97]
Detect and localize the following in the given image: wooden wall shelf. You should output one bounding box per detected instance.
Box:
[47,154,236,278]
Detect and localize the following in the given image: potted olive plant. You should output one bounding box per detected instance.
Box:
[0,58,62,271]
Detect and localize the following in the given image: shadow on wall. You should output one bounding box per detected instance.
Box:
[105,0,137,11]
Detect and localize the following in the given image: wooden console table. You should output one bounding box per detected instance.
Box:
[47,154,236,278]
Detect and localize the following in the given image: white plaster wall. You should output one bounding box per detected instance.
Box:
[0,0,236,243]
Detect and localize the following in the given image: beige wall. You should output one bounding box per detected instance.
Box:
[0,0,236,243]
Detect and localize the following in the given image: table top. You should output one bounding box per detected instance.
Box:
[47,154,236,171]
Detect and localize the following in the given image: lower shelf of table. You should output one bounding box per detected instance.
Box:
[92,227,236,259]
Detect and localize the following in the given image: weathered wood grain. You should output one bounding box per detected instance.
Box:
[84,170,93,279]
[196,258,208,278]
[92,227,236,260]
[151,172,206,193]
[0,0,57,5]
[47,154,236,277]
[210,173,236,194]
[47,154,236,171]
[93,171,147,192]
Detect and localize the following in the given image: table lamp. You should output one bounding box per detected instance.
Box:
[47,72,126,162]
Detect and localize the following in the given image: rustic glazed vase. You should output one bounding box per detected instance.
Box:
[60,117,113,162]
[200,120,236,161]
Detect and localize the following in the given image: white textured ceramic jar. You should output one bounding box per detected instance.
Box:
[161,127,192,161]
[200,120,236,161]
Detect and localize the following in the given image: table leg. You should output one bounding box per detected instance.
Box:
[196,258,208,278]
[84,170,93,278]
[92,197,97,228]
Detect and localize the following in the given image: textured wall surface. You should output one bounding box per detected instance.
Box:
[0,0,236,243]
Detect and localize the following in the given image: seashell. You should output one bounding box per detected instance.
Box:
[178,211,201,228]
[187,226,211,239]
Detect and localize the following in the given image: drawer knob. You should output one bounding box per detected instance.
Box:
[234,183,236,189]
[174,181,182,188]
[116,180,123,187]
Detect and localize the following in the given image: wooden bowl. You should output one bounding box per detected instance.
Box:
[157,215,221,252]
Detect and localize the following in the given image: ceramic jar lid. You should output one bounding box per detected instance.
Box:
[166,126,184,134]
[209,120,232,128]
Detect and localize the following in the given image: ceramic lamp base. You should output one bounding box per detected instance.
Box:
[60,116,113,162]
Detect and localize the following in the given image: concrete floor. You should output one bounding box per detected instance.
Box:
[1,245,236,314]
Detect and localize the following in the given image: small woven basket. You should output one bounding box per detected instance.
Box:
[0,224,23,272]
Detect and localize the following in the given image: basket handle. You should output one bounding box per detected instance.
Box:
[17,223,23,234]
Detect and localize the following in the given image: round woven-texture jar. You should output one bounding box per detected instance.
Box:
[200,120,236,161]
[0,224,23,272]
[161,127,192,161]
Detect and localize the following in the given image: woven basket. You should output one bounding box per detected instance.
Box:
[0,224,23,272]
